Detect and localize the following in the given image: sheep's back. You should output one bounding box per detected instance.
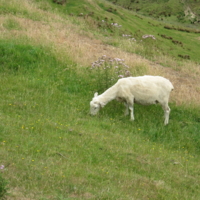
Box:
[117,76,173,105]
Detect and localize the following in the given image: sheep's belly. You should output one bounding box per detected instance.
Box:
[134,98,158,105]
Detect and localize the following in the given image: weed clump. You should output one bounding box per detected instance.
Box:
[90,55,131,93]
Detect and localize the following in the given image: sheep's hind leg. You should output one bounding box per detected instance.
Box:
[128,101,134,121]
[129,106,134,121]
[126,96,134,121]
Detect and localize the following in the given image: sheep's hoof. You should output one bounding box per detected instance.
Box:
[164,121,169,125]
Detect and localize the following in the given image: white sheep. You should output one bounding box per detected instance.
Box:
[90,75,174,125]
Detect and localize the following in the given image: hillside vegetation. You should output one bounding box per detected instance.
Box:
[0,0,200,199]
[107,0,200,25]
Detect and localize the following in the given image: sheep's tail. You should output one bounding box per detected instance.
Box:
[170,83,174,91]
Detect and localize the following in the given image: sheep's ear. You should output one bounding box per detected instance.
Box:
[94,92,98,97]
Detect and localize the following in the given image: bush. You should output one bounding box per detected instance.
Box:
[89,55,131,93]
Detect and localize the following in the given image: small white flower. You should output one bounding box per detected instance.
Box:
[0,165,5,170]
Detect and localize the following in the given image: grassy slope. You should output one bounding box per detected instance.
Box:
[104,0,200,63]
[0,0,200,199]
[107,0,200,23]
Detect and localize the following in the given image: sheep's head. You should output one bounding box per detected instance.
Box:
[90,92,101,115]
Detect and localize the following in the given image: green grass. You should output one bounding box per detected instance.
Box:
[0,0,200,199]
[37,0,200,63]
[0,172,8,200]
[2,0,200,62]
[0,0,43,21]
[106,0,200,24]
[1,39,200,199]
[102,0,200,62]
[2,18,22,31]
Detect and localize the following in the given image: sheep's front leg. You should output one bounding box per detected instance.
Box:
[162,103,170,125]
[124,103,129,116]
[164,106,170,125]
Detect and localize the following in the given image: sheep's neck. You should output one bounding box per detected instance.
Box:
[98,86,117,106]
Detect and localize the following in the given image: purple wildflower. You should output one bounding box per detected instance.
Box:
[0,165,5,170]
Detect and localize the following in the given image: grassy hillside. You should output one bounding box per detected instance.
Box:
[107,0,200,25]
[0,0,200,199]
